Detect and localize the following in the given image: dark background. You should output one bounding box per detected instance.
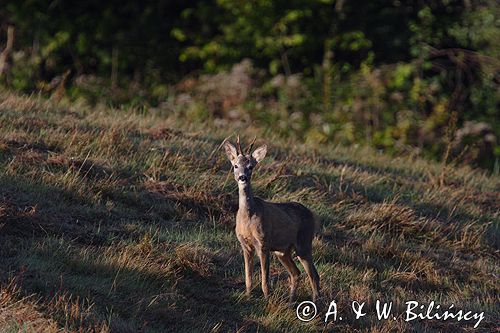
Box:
[1,0,498,169]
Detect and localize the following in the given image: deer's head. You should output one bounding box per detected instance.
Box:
[224,136,267,186]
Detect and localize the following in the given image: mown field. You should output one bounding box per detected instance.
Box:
[0,92,498,332]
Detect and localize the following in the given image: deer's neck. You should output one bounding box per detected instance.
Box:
[238,183,255,216]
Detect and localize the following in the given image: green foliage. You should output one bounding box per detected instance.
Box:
[0,0,498,169]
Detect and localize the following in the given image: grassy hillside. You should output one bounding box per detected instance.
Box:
[0,92,498,333]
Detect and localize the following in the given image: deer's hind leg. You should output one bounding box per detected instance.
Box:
[296,244,320,302]
[275,249,300,304]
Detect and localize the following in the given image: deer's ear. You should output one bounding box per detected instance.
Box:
[224,141,238,163]
[252,145,267,163]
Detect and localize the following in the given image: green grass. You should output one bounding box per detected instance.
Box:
[0,92,498,332]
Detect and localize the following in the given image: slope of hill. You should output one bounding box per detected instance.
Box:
[0,92,498,332]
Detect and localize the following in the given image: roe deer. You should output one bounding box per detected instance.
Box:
[223,137,320,303]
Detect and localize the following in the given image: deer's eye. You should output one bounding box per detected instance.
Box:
[248,165,253,170]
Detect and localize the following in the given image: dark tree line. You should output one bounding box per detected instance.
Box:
[1,0,499,169]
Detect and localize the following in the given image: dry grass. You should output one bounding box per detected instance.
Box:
[1,279,64,333]
[0,92,498,332]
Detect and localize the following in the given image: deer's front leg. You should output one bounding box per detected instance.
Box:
[242,246,254,296]
[256,246,270,299]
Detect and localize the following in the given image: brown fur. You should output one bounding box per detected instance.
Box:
[224,139,320,303]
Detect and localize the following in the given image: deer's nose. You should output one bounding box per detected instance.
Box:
[238,175,248,182]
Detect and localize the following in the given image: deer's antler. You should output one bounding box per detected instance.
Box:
[236,135,243,155]
[246,136,257,154]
